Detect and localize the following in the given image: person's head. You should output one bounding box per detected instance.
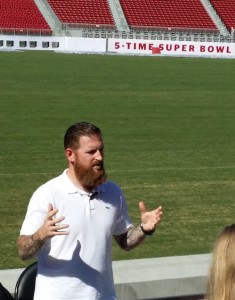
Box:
[64,122,107,191]
[205,224,235,300]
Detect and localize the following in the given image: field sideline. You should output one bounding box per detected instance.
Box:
[0,51,235,269]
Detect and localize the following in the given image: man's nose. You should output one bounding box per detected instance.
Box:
[95,150,103,161]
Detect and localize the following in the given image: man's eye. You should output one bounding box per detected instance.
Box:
[88,150,96,154]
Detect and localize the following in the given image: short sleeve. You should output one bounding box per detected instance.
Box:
[112,192,132,236]
[20,186,50,235]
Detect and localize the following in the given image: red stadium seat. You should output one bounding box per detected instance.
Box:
[119,0,218,32]
[0,0,51,33]
[210,0,235,32]
[47,0,115,28]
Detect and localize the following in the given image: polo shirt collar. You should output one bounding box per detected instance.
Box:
[62,169,105,196]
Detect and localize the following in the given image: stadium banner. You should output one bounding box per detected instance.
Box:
[108,38,235,58]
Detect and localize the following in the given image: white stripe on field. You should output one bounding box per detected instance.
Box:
[0,165,235,176]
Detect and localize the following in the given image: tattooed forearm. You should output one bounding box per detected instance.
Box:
[17,233,45,260]
[114,225,146,251]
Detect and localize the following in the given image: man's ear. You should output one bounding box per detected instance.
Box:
[65,148,75,163]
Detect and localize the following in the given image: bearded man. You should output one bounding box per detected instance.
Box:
[17,121,163,300]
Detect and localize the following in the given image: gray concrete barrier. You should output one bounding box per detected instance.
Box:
[0,254,210,300]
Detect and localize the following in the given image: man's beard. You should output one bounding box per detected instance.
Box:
[74,161,107,191]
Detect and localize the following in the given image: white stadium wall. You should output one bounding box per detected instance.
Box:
[64,37,106,53]
[1,34,235,58]
[0,36,106,53]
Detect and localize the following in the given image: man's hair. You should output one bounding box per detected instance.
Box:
[64,122,102,150]
[205,223,235,300]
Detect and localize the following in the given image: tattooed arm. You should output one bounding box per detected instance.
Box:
[114,225,146,251]
[114,202,163,251]
[17,204,69,260]
[17,232,46,261]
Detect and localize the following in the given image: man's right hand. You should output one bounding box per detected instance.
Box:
[37,203,69,240]
[17,204,69,260]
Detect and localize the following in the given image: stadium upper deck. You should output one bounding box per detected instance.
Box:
[0,0,234,42]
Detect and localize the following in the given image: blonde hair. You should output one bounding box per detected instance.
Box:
[205,224,235,300]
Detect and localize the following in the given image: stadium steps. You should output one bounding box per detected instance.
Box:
[106,0,130,32]
[34,0,63,35]
[200,0,229,35]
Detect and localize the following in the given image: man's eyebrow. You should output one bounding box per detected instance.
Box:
[86,146,104,152]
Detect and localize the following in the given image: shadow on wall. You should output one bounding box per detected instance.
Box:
[115,284,137,300]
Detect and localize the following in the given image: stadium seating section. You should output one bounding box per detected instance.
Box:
[120,0,217,31]
[210,0,235,32]
[0,0,52,35]
[47,0,115,28]
[0,0,235,35]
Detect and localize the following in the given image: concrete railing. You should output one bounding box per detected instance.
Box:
[0,254,210,300]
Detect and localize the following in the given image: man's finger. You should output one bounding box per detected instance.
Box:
[48,203,53,212]
[53,216,66,225]
[54,224,69,231]
[155,206,163,215]
[139,201,147,214]
[47,204,58,220]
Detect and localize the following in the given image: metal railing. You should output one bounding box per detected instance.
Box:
[0,25,234,44]
[0,27,53,36]
[80,28,235,43]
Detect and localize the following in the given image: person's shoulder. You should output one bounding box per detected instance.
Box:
[34,171,64,193]
[100,181,127,207]
[101,181,122,193]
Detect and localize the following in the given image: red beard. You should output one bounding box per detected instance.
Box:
[74,161,107,191]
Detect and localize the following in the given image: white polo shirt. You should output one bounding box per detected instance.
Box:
[20,170,132,300]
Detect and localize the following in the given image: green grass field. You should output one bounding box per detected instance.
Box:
[1,51,235,270]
